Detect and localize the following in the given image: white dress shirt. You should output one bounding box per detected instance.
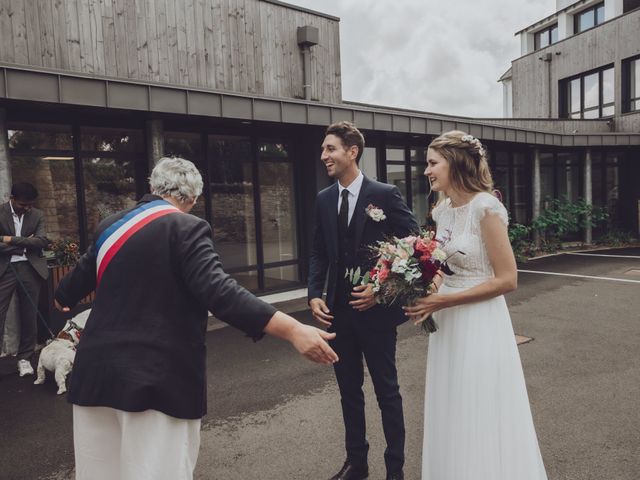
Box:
[9,201,28,263]
[337,171,364,226]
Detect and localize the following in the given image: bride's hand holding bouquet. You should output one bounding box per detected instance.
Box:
[346,229,463,333]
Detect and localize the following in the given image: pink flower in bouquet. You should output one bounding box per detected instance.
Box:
[377,266,390,283]
[415,237,437,255]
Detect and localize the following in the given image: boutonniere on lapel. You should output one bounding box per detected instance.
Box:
[365,204,386,222]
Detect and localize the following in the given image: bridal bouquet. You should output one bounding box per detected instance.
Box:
[346,230,462,333]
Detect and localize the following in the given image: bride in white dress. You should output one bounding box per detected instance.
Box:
[404,131,548,480]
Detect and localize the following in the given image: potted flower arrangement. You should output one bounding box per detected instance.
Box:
[38,240,93,340]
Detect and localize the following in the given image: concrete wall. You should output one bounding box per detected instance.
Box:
[616,112,640,132]
[512,8,640,122]
[477,118,612,133]
[0,0,342,103]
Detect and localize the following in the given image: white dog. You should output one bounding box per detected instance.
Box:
[33,317,84,395]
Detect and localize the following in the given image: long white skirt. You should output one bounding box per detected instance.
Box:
[422,285,547,480]
[73,405,201,480]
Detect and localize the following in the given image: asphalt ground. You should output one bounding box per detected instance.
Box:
[0,247,638,480]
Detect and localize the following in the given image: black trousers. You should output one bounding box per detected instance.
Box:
[0,262,43,361]
[329,306,405,474]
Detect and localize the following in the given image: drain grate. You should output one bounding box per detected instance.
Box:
[516,334,533,345]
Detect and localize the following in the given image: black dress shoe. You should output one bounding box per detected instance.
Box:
[328,460,369,480]
[386,472,404,480]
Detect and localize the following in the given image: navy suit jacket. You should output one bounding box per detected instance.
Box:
[308,176,418,327]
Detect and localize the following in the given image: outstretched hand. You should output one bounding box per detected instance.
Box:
[263,311,339,365]
[290,324,338,364]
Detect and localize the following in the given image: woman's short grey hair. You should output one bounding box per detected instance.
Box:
[149,157,203,202]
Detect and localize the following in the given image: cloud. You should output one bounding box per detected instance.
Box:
[289,0,556,117]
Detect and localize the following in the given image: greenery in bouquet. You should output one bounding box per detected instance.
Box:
[346,229,463,334]
[48,239,80,267]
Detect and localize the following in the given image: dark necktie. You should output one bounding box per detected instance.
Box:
[338,189,349,236]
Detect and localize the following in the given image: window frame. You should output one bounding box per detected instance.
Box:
[534,23,558,51]
[573,2,605,34]
[560,64,615,119]
[622,54,640,113]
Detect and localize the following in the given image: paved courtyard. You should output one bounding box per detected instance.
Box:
[1,247,639,479]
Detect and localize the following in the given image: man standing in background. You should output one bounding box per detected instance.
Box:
[0,182,49,376]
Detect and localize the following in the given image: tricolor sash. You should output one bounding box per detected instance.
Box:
[95,199,181,285]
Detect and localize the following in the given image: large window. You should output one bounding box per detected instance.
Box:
[540,153,555,205]
[258,142,299,290]
[623,0,640,13]
[360,146,378,181]
[208,135,257,289]
[206,135,300,292]
[164,131,207,220]
[557,152,581,202]
[386,147,407,201]
[622,55,640,113]
[8,123,79,243]
[574,2,605,33]
[80,127,145,245]
[562,66,614,118]
[534,24,558,50]
[592,151,621,230]
[8,124,146,250]
[410,147,430,227]
[491,151,529,225]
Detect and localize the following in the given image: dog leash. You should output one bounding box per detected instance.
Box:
[8,262,56,340]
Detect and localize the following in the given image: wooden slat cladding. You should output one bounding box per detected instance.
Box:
[0,0,341,103]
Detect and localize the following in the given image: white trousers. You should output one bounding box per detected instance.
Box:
[73,405,201,480]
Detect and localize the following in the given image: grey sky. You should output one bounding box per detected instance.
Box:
[288,0,557,117]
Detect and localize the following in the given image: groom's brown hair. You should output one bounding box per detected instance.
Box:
[325,121,365,164]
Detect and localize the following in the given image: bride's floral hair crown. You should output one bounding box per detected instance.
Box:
[461,134,487,159]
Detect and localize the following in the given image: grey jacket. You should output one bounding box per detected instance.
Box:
[0,202,49,280]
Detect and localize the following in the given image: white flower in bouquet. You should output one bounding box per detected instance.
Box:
[396,242,413,260]
[432,248,447,262]
[404,267,422,282]
[391,258,409,274]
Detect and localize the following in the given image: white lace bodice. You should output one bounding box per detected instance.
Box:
[432,192,509,288]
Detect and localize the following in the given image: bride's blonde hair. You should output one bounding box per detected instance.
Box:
[428,130,493,194]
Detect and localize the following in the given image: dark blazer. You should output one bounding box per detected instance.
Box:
[0,202,49,280]
[308,176,418,326]
[55,194,277,420]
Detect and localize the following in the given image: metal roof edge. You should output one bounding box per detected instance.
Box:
[1,64,638,147]
[259,0,340,21]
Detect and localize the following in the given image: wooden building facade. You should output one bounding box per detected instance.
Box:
[0,0,342,103]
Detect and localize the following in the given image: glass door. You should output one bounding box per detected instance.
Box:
[258,142,300,291]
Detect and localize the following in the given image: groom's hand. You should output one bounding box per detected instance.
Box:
[309,298,334,327]
[349,284,376,311]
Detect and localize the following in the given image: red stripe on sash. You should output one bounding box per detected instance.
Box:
[96,209,177,285]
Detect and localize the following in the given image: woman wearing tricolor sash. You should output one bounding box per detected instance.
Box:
[55,157,338,480]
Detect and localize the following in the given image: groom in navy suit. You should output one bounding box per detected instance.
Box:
[308,122,418,480]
